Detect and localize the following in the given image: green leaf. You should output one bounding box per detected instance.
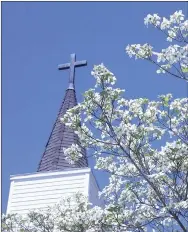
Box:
[145,153,152,157]
[108,205,120,212]
[163,96,169,107]
[126,183,131,189]
[182,67,188,73]
[143,98,149,104]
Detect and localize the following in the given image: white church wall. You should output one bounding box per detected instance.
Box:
[89,171,103,207]
[7,168,101,215]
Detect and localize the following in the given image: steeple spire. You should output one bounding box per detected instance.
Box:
[37,54,88,172]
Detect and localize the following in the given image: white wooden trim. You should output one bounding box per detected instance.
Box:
[13,175,84,187]
[6,181,14,214]
[90,170,101,191]
[84,173,90,196]
[10,168,91,181]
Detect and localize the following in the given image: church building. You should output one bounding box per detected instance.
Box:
[6,54,101,215]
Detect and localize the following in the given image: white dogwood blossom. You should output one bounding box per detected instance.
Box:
[63,144,83,164]
[126,10,188,80]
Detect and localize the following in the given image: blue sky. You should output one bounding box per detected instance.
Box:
[2,1,187,213]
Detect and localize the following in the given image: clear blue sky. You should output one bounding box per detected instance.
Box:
[2,2,187,213]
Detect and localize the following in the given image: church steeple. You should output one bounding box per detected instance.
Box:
[37,54,88,172]
[7,54,101,216]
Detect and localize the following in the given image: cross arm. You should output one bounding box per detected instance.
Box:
[58,63,70,70]
[75,60,87,67]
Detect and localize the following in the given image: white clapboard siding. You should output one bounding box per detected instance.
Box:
[7,168,101,215]
[11,186,84,199]
[13,175,85,186]
[11,190,85,205]
[13,183,84,194]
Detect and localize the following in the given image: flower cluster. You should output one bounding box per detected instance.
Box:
[143,10,186,42]
[63,144,83,164]
[126,43,153,59]
[126,10,188,80]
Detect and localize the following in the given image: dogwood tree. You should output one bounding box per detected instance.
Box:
[2,10,188,232]
[62,63,188,232]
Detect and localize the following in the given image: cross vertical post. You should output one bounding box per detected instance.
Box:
[58,53,87,89]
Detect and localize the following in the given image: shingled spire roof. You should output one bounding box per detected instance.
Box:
[37,54,88,172]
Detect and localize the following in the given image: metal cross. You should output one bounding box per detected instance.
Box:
[58,53,87,89]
